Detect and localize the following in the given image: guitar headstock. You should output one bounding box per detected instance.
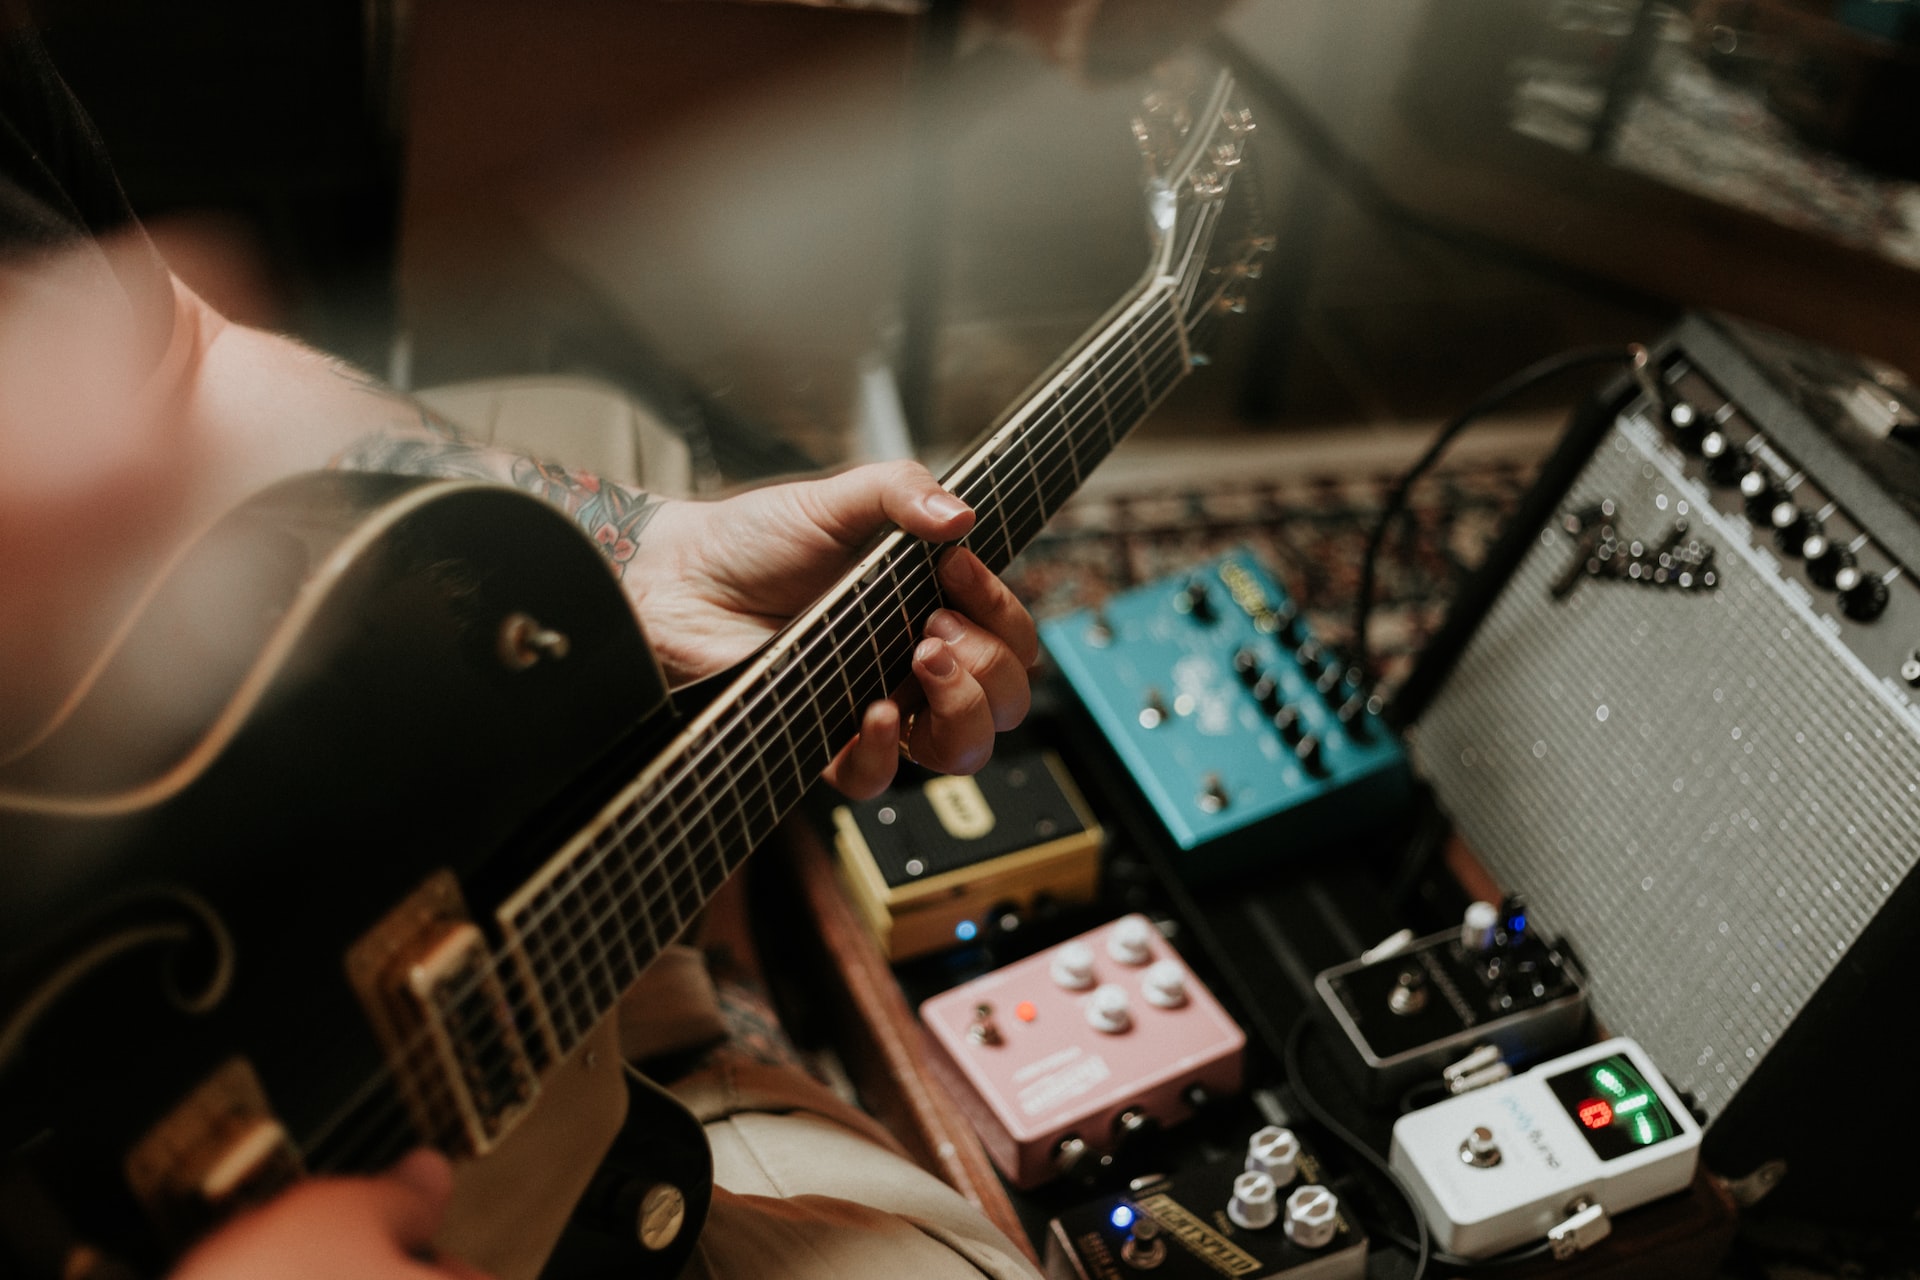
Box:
[1132,66,1272,350]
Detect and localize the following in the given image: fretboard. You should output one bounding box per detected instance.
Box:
[502,284,1189,1062]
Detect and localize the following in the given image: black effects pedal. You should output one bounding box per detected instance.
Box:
[1313,897,1589,1102]
[1044,1123,1366,1280]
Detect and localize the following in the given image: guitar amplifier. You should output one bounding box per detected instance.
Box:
[1396,314,1920,1220]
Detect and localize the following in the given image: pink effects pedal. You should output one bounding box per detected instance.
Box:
[920,914,1246,1189]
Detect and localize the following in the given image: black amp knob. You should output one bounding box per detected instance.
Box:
[1803,534,1856,589]
[1701,430,1747,487]
[1740,469,1781,521]
[1669,402,1706,454]
[1770,501,1818,556]
[1835,565,1891,623]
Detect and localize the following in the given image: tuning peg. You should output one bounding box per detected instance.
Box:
[1221,105,1256,136]
[1212,143,1243,172]
[1190,169,1229,201]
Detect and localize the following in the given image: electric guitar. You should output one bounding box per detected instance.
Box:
[0,68,1264,1280]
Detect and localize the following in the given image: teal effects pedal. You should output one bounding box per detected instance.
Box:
[1042,550,1409,881]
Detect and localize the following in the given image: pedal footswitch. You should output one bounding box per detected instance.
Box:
[1045,1124,1367,1279]
[1389,1037,1702,1258]
[920,914,1244,1188]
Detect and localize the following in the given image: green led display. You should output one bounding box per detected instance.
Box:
[1547,1053,1682,1161]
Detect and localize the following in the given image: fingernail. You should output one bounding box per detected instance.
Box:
[940,547,976,587]
[922,491,969,523]
[926,609,966,642]
[918,637,957,678]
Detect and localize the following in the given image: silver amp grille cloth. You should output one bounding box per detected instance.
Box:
[1413,419,1920,1122]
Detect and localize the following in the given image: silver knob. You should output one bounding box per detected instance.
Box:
[1050,942,1097,991]
[1085,984,1132,1034]
[1461,900,1500,951]
[1108,917,1156,966]
[1283,1185,1339,1249]
[1245,1125,1298,1185]
[1228,1170,1278,1230]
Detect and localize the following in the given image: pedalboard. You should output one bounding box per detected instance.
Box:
[1389,1037,1701,1259]
[919,913,1245,1188]
[1041,549,1409,882]
[1314,897,1588,1101]
[833,749,1103,960]
[1045,1125,1367,1280]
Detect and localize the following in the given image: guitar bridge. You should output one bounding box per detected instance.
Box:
[125,1059,301,1245]
[347,874,541,1155]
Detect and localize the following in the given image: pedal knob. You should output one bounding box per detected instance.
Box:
[1051,942,1097,991]
[1294,734,1326,776]
[1461,900,1500,951]
[1228,1170,1279,1230]
[1141,960,1188,1008]
[1232,646,1261,685]
[1176,579,1215,622]
[1085,983,1132,1034]
[1108,917,1156,966]
[1245,1125,1299,1185]
[1251,672,1282,715]
[1283,1185,1339,1249]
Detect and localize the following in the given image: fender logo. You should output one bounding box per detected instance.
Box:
[1552,499,1718,600]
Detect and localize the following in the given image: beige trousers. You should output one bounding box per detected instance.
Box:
[620,947,1042,1280]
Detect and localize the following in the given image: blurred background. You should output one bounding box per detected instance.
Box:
[33,0,1920,491]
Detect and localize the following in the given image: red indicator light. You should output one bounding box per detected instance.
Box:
[1015,1001,1038,1023]
[1578,1098,1614,1130]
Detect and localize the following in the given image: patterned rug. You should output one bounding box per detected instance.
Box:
[1002,456,1540,698]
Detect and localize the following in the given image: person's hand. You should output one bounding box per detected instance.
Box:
[167,1150,489,1280]
[627,460,1039,798]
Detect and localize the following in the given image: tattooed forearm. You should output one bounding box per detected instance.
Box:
[332,429,665,577]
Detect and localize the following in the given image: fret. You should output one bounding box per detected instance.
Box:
[1048,388,1083,490]
[525,893,584,1052]
[576,856,634,1000]
[663,844,704,933]
[997,431,1050,561]
[772,645,836,775]
[1097,333,1148,439]
[640,847,684,945]
[976,458,1017,572]
[602,819,657,973]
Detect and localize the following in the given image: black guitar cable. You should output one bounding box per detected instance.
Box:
[1351,343,1645,689]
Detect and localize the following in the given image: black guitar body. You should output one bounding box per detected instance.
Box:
[0,473,705,1275]
[0,64,1262,1280]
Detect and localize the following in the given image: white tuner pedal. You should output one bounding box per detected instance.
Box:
[1388,1038,1700,1259]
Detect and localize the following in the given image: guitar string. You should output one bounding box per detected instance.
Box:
[375,159,1242,1043]
[301,294,1203,1171]
[302,262,1224,1169]
[481,299,1191,1000]
[300,240,1252,1169]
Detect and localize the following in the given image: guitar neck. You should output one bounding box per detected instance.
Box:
[496,285,1190,1061]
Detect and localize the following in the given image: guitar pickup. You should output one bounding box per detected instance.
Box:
[347,874,541,1156]
[126,1059,303,1246]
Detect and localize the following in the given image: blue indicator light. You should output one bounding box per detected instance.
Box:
[1110,1206,1135,1230]
[955,920,979,942]
[1508,914,1528,936]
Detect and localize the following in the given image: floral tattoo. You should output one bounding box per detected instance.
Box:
[326,366,664,579]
